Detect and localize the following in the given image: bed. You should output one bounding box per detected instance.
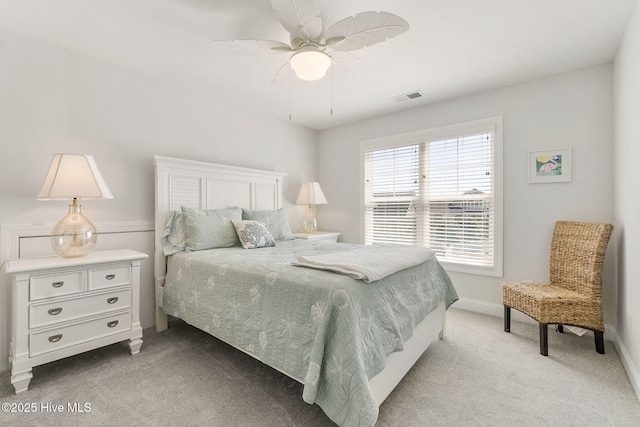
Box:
[153,155,458,426]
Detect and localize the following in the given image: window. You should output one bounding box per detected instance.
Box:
[360,117,503,277]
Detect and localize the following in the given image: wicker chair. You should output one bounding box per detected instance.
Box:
[503,221,613,356]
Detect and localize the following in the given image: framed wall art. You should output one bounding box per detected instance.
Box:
[528,147,572,183]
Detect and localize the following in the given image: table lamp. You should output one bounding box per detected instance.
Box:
[38,154,113,258]
[296,182,328,233]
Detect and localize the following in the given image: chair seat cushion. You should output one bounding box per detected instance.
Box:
[503,282,604,331]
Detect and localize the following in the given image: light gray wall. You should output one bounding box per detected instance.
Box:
[317,64,615,325]
[0,28,317,231]
[614,0,640,399]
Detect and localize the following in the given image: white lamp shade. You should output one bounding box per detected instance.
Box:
[38,154,113,200]
[289,50,332,81]
[296,182,328,205]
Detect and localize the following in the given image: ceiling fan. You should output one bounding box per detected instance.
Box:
[210,0,409,83]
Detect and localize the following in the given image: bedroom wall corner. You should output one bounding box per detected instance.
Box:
[317,63,616,327]
[613,0,640,401]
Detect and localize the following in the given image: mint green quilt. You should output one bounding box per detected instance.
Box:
[163,240,458,426]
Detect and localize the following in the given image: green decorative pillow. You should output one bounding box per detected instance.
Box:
[161,210,186,255]
[182,206,242,251]
[242,208,293,240]
[232,220,276,249]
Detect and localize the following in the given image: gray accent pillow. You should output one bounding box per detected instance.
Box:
[161,210,186,255]
[232,220,276,249]
[242,208,293,240]
[182,206,242,251]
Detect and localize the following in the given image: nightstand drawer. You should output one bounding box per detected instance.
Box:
[30,271,84,301]
[7,249,147,394]
[89,265,131,290]
[30,288,132,329]
[29,311,132,357]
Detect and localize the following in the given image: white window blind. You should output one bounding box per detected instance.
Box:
[362,117,503,277]
[364,144,420,245]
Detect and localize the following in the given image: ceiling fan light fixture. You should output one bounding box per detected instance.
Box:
[289,50,331,81]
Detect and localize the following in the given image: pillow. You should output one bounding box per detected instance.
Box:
[241,208,293,240]
[161,210,186,255]
[182,206,242,251]
[232,220,276,249]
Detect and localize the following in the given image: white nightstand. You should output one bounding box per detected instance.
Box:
[292,231,341,243]
[5,249,148,394]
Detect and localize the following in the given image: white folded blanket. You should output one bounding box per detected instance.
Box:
[292,244,435,283]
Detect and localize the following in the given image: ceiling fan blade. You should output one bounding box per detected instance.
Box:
[271,0,323,40]
[330,51,365,79]
[209,39,292,55]
[325,11,409,52]
[271,62,292,88]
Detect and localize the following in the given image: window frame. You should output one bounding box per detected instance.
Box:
[359,116,503,277]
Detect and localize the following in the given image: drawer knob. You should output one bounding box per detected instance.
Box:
[52,281,64,288]
[105,274,116,280]
[48,334,63,343]
[48,307,63,316]
[107,320,119,328]
[107,297,119,304]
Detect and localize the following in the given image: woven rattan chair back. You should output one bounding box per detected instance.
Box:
[549,221,613,299]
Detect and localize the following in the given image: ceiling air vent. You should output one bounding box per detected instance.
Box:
[393,91,424,103]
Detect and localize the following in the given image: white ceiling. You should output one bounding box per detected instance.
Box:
[0,0,637,130]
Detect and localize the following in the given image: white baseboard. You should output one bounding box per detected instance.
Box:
[454,297,537,325]
[458,298,639,403]
[612,328,640,402]
[455,297,616,341]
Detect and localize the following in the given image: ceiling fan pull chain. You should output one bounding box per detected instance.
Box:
[330,66,334,115]
[289,68,292,121]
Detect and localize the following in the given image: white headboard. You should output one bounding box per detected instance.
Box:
[153,155,286,329]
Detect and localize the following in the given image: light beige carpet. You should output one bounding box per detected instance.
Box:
[1,308,639,426]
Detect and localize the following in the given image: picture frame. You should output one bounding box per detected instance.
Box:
[528,147,572,184]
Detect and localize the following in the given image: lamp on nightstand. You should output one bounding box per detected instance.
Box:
[38,154,113,258]
[296,181,328,234]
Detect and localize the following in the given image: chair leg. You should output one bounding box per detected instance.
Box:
[557,324,564,333]
[539,323,548,356]
[595,331,605,354]
[504,306,511,332]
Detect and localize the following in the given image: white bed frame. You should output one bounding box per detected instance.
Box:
[153,155,446,405]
